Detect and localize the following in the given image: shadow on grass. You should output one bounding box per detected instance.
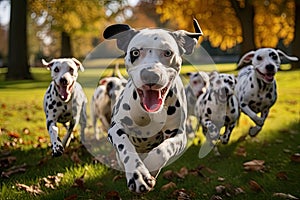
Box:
[0,121,299,199]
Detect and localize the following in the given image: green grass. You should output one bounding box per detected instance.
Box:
[0,66,300,200]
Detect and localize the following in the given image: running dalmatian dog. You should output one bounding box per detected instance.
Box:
[91,76,126,137]
[235,48,298,137]
[195,71,239,155]
[43,58,87,157]
[103,19,202,193]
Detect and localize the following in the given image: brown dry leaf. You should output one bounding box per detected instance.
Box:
[112,174,124,182]
[234,187,245,195]
[163,170,175,180]
[248,180,263,192]
[217,177,225,182]
[8,132,20,138]
[16,183,44,196]
[243,160,265,171]
[215,185,226,194]
[64,194,78,200]
[290,153,300,162]
[105,191,121,200]
[1,163,27,178]
[235,146,247,157]
[210,195,223,200]
[161,181,177,191]
[171,189,194,200]
[73,170,86,189]
[0,156,16,168]
[175,167,189,179]
[41,173,64,189]
[273,193,299,199]
[71,151,82,164]
[276,171,288,180]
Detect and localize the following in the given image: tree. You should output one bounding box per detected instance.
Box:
[156,0,296,57]
[291,0,300,69]
[6,0,32,80]
[29,0,107,58]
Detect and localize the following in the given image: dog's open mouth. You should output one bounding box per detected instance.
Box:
[256,69,275,83]
[56,81,74,101]
[137,83,170,113]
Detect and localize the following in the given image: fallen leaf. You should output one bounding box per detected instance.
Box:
[72,170,86,189]
[1,163,27,178]
[16,183,43,196]
[248,180,263,192]
[175,167,189,179]
[22,128,30,135]
[171,188,194,200]
[41,173,64,189]
[64,194,78,200]
[243,160,265,171]
[215,185,226,194]
[210,195,223,200]
[163,170,175,180]
[105,191,121,200]
[161,181,177,191]
[276,171,288,180]
[290,153,300,162]
[273,193,299,199]
[0,156,16,168]
[235,146,247,157]
[112,174,124,182]
[217,177,225,182]
[8,132,20,138]
[234,187,245,195]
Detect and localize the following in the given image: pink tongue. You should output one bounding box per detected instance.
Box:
[143,90,162,112]
[265,74,274,82]
[59,86,69,101]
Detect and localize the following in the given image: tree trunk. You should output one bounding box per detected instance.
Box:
[291,1,300,69]
[6,0,32,80]
[231,0,255,56]
[60,31,73,57]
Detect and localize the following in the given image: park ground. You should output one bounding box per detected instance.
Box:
[0,64,299,200]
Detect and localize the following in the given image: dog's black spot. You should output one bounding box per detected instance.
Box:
[48,104,54,110]
[140,185,146,192]
[167,106,176,115]
[117,129,126,136]
[118,144,124,151]
[133,90,137,100]
[57,101,62,107]
[241,103,246,107]
[175,99,180,107]
[266,93,272,99]
[207,108,212,114]
[124,156,129,164]
[231,108,236,114]
[123,103,131,110]
[121,116,133,126]
[156,149,161,154]
[127,178,136,191]
[47,120,53,131]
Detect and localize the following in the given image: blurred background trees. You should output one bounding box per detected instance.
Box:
[0,0,299,80]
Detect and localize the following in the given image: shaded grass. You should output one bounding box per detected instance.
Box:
[0,66,299,199]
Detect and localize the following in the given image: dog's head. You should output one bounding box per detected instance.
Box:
[103,19,202,112]
[187,71,210,98]
[238,48,298,83]
[98,77,126,106]
[42,58,84,102]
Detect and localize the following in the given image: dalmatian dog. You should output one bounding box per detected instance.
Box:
[195,71,239,155]
[235,48,298,137]
[103,19,202,193]
[42,58,87,157]
[185,72,210,135]
[91,76,126,138]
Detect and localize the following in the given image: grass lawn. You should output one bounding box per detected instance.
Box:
[0,65,299,200]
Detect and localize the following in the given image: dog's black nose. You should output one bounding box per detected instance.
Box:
[60,77,68,85]
[266,64,275,72]
[141,68,160,85]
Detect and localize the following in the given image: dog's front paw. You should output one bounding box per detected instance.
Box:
[249,126,262,137]
[207,123,219,140]
[126,169,156,194]
[255,117,264,126]
[52,141,64,157]
[220,135,229,144]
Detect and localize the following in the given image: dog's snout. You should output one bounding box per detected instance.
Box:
[60,77,68,85]
[141,68,160,85]
[266,64,275,72]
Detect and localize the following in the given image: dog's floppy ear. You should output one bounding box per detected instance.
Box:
[170,19,203,55]
[276,49,299,62]
[71,58,84,72]
[237,51,256,69]
[103,24,138,52]
[42,59,54,70]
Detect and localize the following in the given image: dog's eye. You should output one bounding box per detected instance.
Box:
[69,67,74,74]
[257,55,263,61]
[131,49,140,57]
[271,54,278,60]
[54,67,59,73]
[164,50,173,57]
